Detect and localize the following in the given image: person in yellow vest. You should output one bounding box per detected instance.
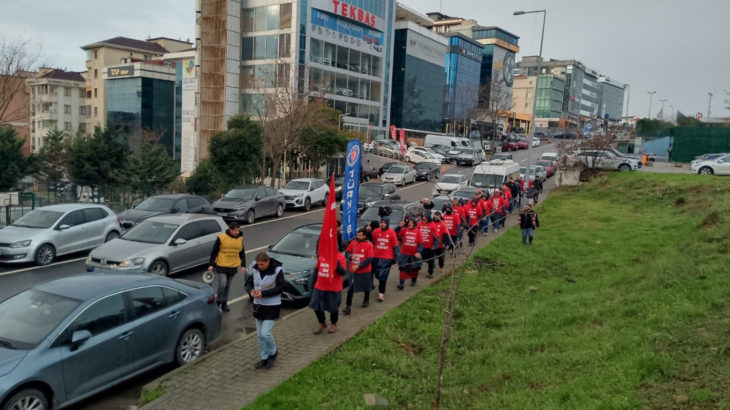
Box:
[207,222,246,312]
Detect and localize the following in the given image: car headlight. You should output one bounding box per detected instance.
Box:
[10,240,32,248]
[231,208,247,215]
[286,270,313,285]
[293,193,304,198]
[365,201,376,207]
[119,257,146,268]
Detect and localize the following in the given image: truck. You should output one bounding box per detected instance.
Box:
[469,159,521,194]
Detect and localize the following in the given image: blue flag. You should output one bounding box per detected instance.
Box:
[342,140,362,242]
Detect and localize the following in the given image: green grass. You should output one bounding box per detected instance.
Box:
[138,385,165,407]
[246,173,730,409]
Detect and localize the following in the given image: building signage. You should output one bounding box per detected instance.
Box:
[406,31,445,67]
[452,46,480,62]
[107,65,134,78]
[311,8,384,55]
[310,0,386,32]
[180,60,196,174]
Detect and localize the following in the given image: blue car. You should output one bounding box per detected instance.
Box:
[0,272,221,410]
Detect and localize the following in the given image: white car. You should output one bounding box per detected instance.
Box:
[577,150,639,171]
[690,153,730,175]
[519,165,547,182]
[279,178,329,210]
[404,147,440,164]
[432,173,469,196]
[540,152,559,167]
[408,146,447,163]
[532,136,541,147]
[380,164,417,186]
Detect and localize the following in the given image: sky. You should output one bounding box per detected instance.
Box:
[3,0,729,120]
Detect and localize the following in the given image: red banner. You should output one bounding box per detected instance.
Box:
[390,124,397,140]
[318,173,339,267]
[399,128,406,155]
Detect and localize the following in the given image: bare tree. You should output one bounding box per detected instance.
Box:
[447,84,478,137]
[0,36,39,124]
[477,74,514,153]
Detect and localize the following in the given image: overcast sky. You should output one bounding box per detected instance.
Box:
[3,0,729,119]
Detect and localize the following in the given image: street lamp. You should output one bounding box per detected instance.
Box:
[338,112,351,130]
[624,84,630,118]
[647,91,656,118]
[514,9,546,192]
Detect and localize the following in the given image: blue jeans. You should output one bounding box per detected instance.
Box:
[480,218,489,234]
[255,319,277,360]
[521,228,535,245]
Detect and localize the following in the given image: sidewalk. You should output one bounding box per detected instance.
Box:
[141,209,528,410]
[638,161,688,174]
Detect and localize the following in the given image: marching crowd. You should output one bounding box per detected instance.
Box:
[208,177,542,370]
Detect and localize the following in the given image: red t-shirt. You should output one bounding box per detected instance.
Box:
[417,221,436,248]
[443,213,461,236]
[346,240,374,273]
[314,253,346,292]
[465,203,482,226]
[431,221,448,248]
[398,227,422,255]
[372,228,399,259]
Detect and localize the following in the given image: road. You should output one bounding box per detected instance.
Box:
[0,145,556,409]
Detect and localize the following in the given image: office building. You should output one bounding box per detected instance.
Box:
[512,72,565,131]
[441,32,483,135]
[597,76,626,123]
[390,5,447,135]
[27,68,89,152]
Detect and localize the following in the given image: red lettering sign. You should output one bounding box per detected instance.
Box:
[331,0,377,28]
[341,3,348,17]
[332,0,340,14]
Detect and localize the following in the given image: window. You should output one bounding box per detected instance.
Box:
[70,294,126,336]
[173,222,203,242]
[94,69,98,79]
[58,210,85,228]
[266,35,278,59]
[78,123,87,133]
[128,287,174,319]
[242,8,254,32]
[371,56,381,77]
[310,38,322,64]
[243,37,254,60]
[200,219,223,236]
[349,50,361,73]
[64,122,72,131]
[173,199,189,213]
[266,5,279,30]
[94,106,98,117]
[94,49,98,59]
[254,36,266,59]
[80,106,85,115]
[254,6,266,31]
[278,33,290,58]
[280,3,292,29]
[64,87,71,97]
[80,88,85,98]
[323,42,336,67]
[83,207,108,222]
[64,105,71,114]
[336,46,349,70]
[94,88,97,98]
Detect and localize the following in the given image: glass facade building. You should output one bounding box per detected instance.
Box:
[597,77,625,121]
[390,22,447,132]
[442,33,483,125]
[535,74,565,119]
[106,75,175,155]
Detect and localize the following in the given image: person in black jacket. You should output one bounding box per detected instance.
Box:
[244,253,285,369]
[519,203,540,245]
[207,222,246,312]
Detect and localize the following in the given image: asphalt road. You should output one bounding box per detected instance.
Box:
[0,145,556,410]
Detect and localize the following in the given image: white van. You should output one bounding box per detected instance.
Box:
[424,134,472,150]
[469,159,521,194]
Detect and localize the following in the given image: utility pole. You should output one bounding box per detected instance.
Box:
[670,105,674,121]
[647,91,656,118]
[707,92,713,120]
[658,99,667,120]
[624,84,630,118]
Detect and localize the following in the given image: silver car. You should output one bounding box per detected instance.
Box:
[85,214,227,276]
[0,204,122,265]
[0,272,221,410]
[380,165,416,186]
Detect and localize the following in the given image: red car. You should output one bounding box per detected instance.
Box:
[515,138,529,150]
[501,140,518,151]
[535,160,556,177]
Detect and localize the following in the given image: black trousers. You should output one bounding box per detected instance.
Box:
[421,248,435,274]
[315,310,339,324]
[345,287,369,307]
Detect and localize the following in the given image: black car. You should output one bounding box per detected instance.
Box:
[361,159,379,180]
[212,185,286,224]
[118,194,213,227]
[356,182,400,213]
[452,187,480,201]
[328,175,345,200]
[357,200,425,230]
[414,162,441,180]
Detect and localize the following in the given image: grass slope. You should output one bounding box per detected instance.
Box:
[247,173,730,409]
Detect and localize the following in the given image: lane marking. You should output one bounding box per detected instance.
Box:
[0,256,88,277]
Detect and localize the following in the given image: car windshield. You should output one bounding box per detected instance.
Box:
[414,163,433,170]
[536,161,552,167]
[453,189,477,199]
[224,188,257,200]
[520,167,536,175]
[11,210,64,229]
[432,197,451,210]
[121,221,179,244]
[135,197,175,212]
[387,166,406,174]
[440,175,462,184]
[360,185,384,197]
[0,288,81,350]
[271,229,320,257]
[284,181,310,191]
[470,174,503,188]
[460,148,474,154]
[360,207,404,224]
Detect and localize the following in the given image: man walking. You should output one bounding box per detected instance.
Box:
[245,253,285,369]
[343,229,375,315]
[519,203,540,245]
[310,251,347,334]
[207,222,246,312]
[371,217,399,302]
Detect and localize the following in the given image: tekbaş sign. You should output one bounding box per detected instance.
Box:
[311,0,385,32]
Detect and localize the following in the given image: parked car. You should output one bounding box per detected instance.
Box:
[429,144,454,162]
[578,150,640,171]
[361,160,380,180]
[372,140,403,159]
[451,187,480,201]
[329,175,345,200]
[552,131,578,139]
[243,223,348,302]
[85,214,227,276]
[0,272,221,410]
[454,148,481,166]
[357,200,425,230]
[212,186,286,224]
[380,164,417,186]
[432,174,469,196]
[378,161,400,176]
[532,136,541,147]
[520,165,547,182]
[404,147,440,164]
[689,153,730,175]
[118,195,213,228]
[430,195,453,214]
[535,160,556,177]
[491,152,514,161]
[0,204,122,265]
[409,146,447,163]
[414,162,441,181]
[515,138,530,150]
[346,182,401,214]
[279,178,329,211]
[501,140,518,152]
[540,152,559,167]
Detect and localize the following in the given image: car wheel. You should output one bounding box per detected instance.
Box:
[246,210,255,224]
[303,197,311,211]
[105,231,120,242]
[404,156,411,162]
[323,193,329,205]
[275,203,284,217]
[2,388,49,410]
[149,260,169,276]
[618,164,631,172]
[699,166,714,175]
[176,328,205,365]
[34,244,55,266]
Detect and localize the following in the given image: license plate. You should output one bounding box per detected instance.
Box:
[217,212,227,217]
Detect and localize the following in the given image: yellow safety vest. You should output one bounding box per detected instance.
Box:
[214,233,243,268]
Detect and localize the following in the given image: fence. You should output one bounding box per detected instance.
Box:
[671,127,730,162]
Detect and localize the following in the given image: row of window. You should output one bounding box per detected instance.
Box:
[33,85,85,98]
[241,64,291,89]
[242,4,293,32]
[473,29,518,46]
[309,66,382,102]
[327,98,380,125]
[242,34,292,60]
[309,38,382,77]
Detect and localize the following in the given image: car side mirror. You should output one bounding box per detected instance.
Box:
[255,195,263,200]
[267,244,273,250]
[70,329,92,351]
[174,238,187,246]
[58,224,70,230]
[384,193,391,198]
[171,208,179,214]
[132,203,139,209]
[121,221,134,230]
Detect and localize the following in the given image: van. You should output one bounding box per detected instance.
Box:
[424,134,472,150]
[469,159,521,194]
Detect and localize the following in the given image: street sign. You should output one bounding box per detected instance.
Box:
[583,123,593,132]
[696,113,703,120]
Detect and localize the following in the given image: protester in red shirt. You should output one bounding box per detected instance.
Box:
[395,218,423,289]
[309,252,346,334]
[343,229,375,315]
[464,197,483,246]
[490,189,508,232]
[417,213,440,278]
[371,216,399,302]
[430,211,449,273]
[442,205,462,251]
